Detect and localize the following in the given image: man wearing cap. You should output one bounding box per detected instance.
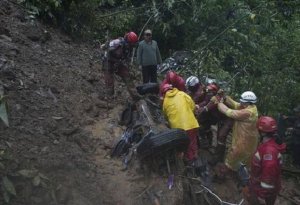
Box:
[137,29,162,83]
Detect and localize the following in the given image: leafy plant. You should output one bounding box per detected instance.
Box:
[16,0,300,114]
[0,149,49,204]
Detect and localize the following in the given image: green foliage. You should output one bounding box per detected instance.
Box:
[17,0,300,114]
[0,148,50,204]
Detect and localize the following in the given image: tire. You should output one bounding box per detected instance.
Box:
[136,83,159,95]
[137,129,190,159]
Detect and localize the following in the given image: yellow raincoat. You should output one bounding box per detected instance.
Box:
[218,96,259,171]
[163,88,199,130]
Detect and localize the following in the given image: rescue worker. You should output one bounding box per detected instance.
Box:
[103,31,138,98]
[185,76,205,104]
[159,71,185,99]
[216,91,259,174]
[196,84,233,161]
[161,84,199,163]
[283,105,300,166]
[244,116,286,205]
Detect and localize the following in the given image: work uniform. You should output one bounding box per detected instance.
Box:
[218,96,259,171]
[104,38,131,95]
[249,138,286,205]
[163,88,199,161]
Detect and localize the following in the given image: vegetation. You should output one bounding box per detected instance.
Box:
[17,0,300,114]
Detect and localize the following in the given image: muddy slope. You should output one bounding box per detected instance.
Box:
[0,0,111,204]
[1,1,298,205]
[0,1,182,204]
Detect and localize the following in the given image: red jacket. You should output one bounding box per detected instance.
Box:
[250,138,286,198]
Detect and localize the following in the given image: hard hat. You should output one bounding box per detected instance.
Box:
[125,32,138,44]
[240,91,257,103]
[185,76,199,88]
[257,116,277,133]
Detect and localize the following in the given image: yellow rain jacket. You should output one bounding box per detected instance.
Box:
[218,96,259,171]
[163,88,199,130]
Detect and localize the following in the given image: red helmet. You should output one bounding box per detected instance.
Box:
[161,83,173,96]
[125,32,138,44]
[206,83,219,93]
[257,116,277,133]
[166,71,178,85]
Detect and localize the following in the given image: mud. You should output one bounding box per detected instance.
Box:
[0,1,299,205]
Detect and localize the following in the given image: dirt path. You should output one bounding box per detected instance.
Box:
[86,105,140,205]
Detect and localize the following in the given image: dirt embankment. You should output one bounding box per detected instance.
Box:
[0,0,126,204]
[0,1,181,204]
[1,1,299,205]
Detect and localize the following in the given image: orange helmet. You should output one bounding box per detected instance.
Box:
[206,83,219,93]
[125,31,138,44]
[257,116,277,133]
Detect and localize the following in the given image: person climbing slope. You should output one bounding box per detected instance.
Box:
[103,31,138,99]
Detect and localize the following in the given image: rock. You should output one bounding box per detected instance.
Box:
[41,146,49,152]
[63,127,80,136]
[53,140,59,145]
[23,25,42,42]
[41,30,51,43]
[0,34,12,42]
[16,104,21,110]
[12,9,26,22]
[0,0,12,15]
[0,26,11,37]
[0,38,19,57]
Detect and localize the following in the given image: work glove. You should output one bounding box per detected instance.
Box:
[210,96,221,104]
[217,88,224,95]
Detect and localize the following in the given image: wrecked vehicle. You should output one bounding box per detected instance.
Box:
[111,83,190,169]
[110,83,246,205]
[158,51,193,74]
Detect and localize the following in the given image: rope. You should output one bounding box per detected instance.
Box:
[200,184,244,205]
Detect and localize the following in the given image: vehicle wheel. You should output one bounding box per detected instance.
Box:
[137,129,190,159]
[136,83,159,95]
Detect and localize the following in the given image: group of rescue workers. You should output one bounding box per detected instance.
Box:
[102,30,300,205]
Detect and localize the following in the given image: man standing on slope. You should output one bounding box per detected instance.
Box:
[137,29,162,83]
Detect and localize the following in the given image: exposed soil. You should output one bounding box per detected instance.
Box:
[0,1,299,205]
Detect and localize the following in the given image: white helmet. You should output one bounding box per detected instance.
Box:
[186,76,199,87]
[240,91,257,103]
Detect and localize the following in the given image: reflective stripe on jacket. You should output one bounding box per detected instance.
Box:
[218,96,259,171]
[250,138,286,199]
